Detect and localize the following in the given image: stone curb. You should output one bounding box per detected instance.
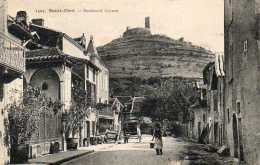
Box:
[28,150,94,165]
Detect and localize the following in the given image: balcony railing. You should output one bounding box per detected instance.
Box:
[0,31,25,73]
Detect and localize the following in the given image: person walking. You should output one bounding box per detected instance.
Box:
[152,123,163,155]
[123,127,128,143]
[137,123,142,143]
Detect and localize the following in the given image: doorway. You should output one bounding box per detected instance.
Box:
[232,114,239,158]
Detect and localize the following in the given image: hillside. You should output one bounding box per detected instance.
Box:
[97,27,215,79]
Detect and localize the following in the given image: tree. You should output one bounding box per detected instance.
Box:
[64,77,90,139]
[141,78,200,122]
[6,86,62,145]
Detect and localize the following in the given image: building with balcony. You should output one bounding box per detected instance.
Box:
[0,1,25,164]
[8,11,109,158]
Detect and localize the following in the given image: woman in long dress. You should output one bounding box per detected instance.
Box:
[152,123,163,155]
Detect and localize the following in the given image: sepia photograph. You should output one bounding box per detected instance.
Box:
[1,0,257,164]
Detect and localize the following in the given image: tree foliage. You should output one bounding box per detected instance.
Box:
[6,86,62,145]
[64,76,90,138]
[110,77,200,122]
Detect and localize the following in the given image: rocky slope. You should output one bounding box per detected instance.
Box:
[97,27,215,79]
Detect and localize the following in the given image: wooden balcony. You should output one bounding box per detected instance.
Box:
[0,31,25,82]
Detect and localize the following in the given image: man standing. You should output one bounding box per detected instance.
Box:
[137,123,142,143]
[123,127,128,143]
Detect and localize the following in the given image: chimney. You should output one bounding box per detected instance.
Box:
[31,18,44,26]
[145,17,150,29]
[16,11,27,24]
[90,35,93,41]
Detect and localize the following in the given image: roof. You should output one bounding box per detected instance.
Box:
[8,16,33,41]
[115,96,132,105]
[73,33,87,48]
[26,48,64,61]
[132,97,145,103]
[203,62,214,85]
[30,24,87,52]
[86,36,98,56]
[109,97,124,108]
[26,48,99,70]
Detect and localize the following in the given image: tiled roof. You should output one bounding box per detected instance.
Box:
[26,48,65,61]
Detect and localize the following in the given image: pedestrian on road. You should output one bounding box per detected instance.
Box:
[123,127,128,143]
[152,123,163,155]
[137,123,142,143]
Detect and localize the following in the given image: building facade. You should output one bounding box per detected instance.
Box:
[7,11,109,158]
[187,54,225,147]
[0,1,25,164]
[224,0,260,164]
[203,55,225,147]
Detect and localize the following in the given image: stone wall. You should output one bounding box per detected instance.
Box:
[0,78,23,164]
[225,0,260,164]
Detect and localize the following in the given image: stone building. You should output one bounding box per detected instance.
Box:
[187,89,207,142]
[0,1,25,164]
[202,53,225,147]
[224,0,260,164]
[186,54,225,146]
[7,11,109,158]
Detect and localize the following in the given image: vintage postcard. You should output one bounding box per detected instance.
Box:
[3,0,258,165]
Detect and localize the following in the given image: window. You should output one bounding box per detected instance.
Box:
[42,82,48,90]
[86,66,89,79]
[122,67,125,71]
[229,33,233,81]
[243,40,248,55]
[203,114,206,123]
[0,82,4,102]
[237,102,241,114]
[92,121,95,136]
[93,70,95,82]
[202,89,207,100]
[227,108,230,123]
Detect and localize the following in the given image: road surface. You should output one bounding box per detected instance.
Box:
[62,135,233,165]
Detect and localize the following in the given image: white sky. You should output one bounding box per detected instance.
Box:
[8,0,223,52]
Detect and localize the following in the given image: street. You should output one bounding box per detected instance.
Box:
[62,135,231,165]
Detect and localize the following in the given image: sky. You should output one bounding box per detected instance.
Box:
[8,0,224,52]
